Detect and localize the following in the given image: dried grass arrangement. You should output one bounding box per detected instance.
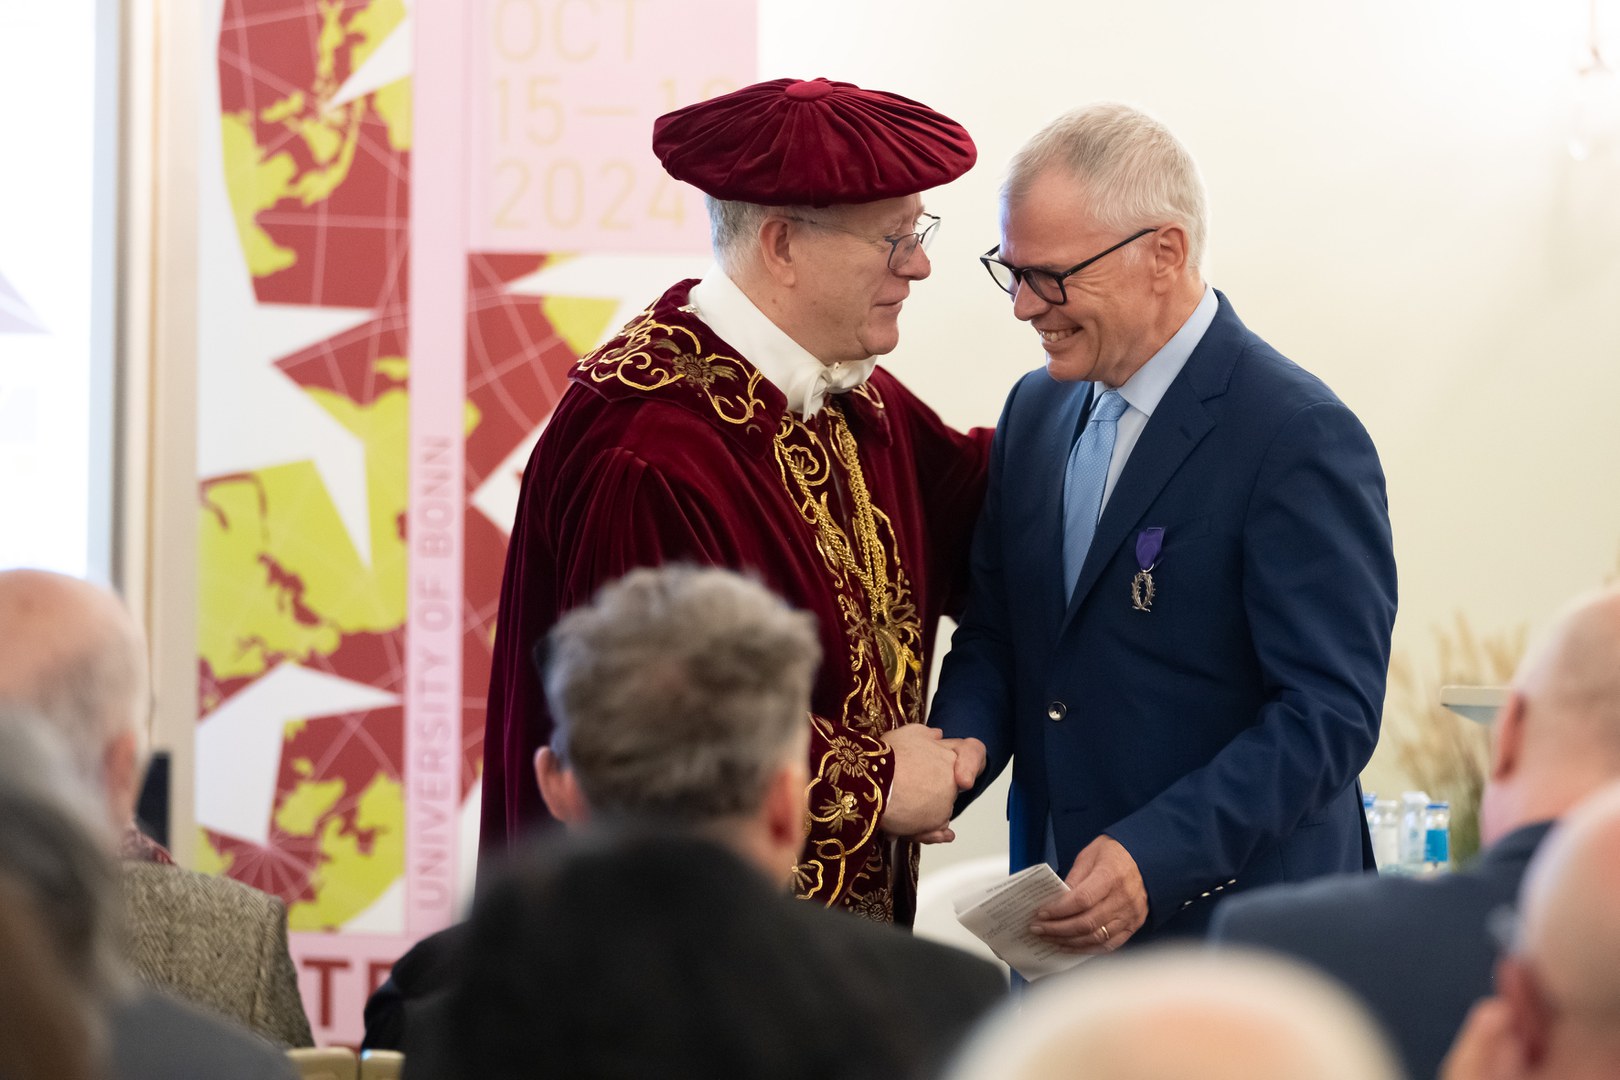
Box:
[1384,614,1525,865]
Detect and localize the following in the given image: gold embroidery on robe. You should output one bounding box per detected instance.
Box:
[578,305,768,428]
[779,402,926,921]
[576,305,927,922]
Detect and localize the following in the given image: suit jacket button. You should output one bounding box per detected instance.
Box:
[1047,702,1067,721]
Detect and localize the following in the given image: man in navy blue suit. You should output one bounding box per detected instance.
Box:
[931,102,1397,953]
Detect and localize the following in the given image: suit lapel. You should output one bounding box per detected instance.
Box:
[1060,294,1244,630]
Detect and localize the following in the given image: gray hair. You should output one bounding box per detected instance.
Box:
[0,709,129,1007]
[1003,102,1209,272]
[543,566,820,822]
[705,196,821,275]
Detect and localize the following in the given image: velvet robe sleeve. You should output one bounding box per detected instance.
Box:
[903,392,992,623]
[481,430,897,912]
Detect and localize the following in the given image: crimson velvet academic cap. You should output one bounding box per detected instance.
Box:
[652,77,977,207]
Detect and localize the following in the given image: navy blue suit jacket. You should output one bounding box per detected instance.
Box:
[1209,823,1553,1080]
[931,292,1397,940]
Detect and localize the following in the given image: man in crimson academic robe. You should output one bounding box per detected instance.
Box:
[480,77,991,925]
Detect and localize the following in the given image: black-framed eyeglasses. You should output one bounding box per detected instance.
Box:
[980,227,1159,305]
[782,212,941,271]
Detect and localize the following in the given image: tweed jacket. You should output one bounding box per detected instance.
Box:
[122,861,313,1047]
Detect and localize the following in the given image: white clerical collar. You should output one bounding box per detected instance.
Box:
[688,265,877,418]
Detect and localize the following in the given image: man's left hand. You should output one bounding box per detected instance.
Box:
[1030,835,1148,952]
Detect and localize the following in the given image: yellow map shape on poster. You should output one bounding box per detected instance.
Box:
[198,380,408,689]
[287,773,406,930]
[220,0,408,279]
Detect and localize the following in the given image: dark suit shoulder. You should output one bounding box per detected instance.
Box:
[805,909,1007,1008]
[109,990,295,1080]
[1214,869,1479,947]
[1212,863,1533,1080]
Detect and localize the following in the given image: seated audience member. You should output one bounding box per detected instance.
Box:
[1210,584,1620,1079]
[1443,781,1620,1080]
[943,947,1403,1080]
[0,721,117,1080]
[403,566,1006,1079]
[0,714,297,1080]
[0,876,100,1080]
[0,569,313,1047]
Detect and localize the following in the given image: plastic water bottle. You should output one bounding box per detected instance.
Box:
[1363,791,1377,829]
[1399,791,1431,874]
[1372,798,1401,870]
[1423,801,1451,874]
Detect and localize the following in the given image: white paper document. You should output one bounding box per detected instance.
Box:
[952,863,1089,981]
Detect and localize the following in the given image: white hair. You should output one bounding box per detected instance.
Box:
[704,196,838,276]
[1003,102,1209,272]
[943,947,1404,1080]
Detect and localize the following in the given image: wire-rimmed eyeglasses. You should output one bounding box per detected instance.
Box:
[782,212,941,271]
[980,226,1159,305]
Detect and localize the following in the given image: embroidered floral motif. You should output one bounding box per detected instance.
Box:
[792,860,824,898]
[823,736,875,786]
[579,305,769,427]
[818,790,864,829]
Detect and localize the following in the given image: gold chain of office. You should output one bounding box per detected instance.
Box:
[778,404,921,699]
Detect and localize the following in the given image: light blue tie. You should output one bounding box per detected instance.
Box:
[1062,389,1129,599]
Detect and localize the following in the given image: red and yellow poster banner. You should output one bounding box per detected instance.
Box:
[194,0,753,1044]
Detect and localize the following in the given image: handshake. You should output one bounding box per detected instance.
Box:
[878,723,987,844]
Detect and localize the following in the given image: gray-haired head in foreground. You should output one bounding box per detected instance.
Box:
[1002,102,1209,273]
[0,568,151,780]
[943,946,1405,1080]
[0,708,129,1006]
[543,565,820,822]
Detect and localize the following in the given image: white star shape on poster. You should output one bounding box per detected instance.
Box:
[329,0,413,109]
[194,59,377,566]
[195,661,402,847]
[465,255,707,533]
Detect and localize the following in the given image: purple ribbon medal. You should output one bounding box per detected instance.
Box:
[1131,527,1164,612]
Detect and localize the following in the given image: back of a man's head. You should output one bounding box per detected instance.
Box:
[0,570,149,828]
[1482,586,1620,843]
[944,948,1404,1080]
[0,711,128,1014]
[1492,781,1620,1076]
[542,565,819,824]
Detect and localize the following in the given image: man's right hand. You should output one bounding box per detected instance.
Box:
[879,724,961,838]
